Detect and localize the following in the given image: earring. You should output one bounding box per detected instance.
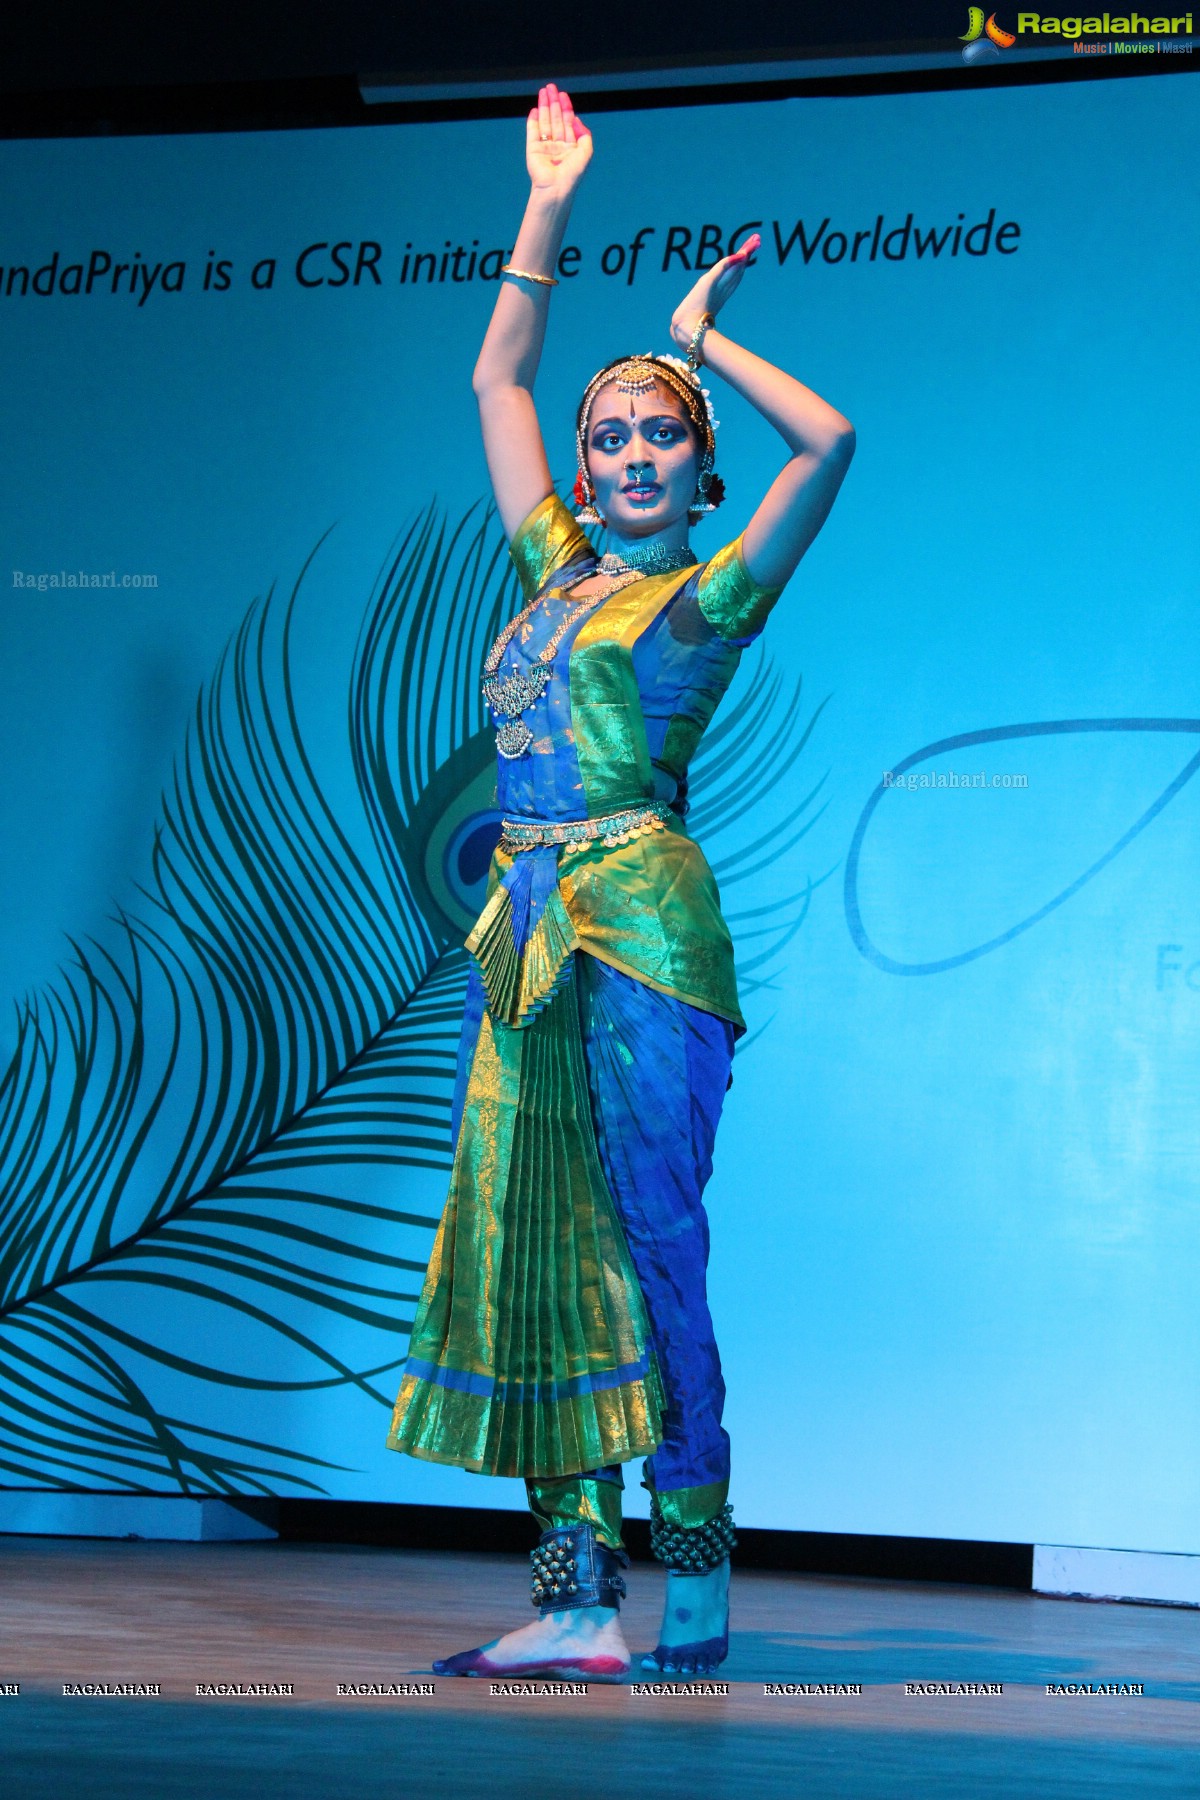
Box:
[573,467,604,526]
[688,467,725,520]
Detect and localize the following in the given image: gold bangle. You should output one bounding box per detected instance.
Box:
[502,264,559,287]
[686,311,715,373]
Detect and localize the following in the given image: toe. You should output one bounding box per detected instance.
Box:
[432,1646,488,1678]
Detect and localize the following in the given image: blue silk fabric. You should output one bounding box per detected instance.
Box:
[577,954,735,1503]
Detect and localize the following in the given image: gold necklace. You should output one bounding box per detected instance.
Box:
[482,561,648,760]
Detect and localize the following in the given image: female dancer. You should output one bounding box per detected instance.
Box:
[387,82,855,1681]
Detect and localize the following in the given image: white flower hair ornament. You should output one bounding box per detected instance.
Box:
[656,354,721,432]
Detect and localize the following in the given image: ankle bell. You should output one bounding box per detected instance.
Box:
[649,1500,737,1573]
[530,1522,628,1614]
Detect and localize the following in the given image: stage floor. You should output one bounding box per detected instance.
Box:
[1,1538,1197,1797]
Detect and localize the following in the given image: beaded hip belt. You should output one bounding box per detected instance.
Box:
[499,801,673,854]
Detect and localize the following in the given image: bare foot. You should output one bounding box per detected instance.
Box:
[641,1559,730,1675]
[434,1604,630,1681]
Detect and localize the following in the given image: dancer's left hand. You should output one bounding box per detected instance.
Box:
[670,232,761,351]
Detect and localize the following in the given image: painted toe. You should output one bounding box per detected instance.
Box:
[640,1635,728,1677]
[432,1647,495,1677]
[433,1645,628,1681]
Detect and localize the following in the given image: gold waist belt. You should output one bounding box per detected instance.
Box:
[499,801,673,854]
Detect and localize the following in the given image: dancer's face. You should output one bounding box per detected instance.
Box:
[584,383,700,539]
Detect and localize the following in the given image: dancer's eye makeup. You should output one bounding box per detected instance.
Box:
[591,422,627,452]
[590,416,691,454]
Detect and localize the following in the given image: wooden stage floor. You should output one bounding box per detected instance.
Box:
[1,1537,1198,1798]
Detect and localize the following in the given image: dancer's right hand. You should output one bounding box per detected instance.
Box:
[526,82,593,200]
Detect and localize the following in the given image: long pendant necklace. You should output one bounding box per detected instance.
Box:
[483,540,696,760]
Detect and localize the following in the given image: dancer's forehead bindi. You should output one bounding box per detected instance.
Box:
[589,382,691,430]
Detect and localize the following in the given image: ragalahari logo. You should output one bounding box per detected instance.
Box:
[960,7,1018,59]
[959,9,1193,60]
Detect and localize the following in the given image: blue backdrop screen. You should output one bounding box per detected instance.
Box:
[1,74,1197,1550]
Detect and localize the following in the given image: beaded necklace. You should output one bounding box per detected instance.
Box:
[483,540,696,760]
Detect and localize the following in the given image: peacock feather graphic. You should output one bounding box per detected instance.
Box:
[0,500,830,1495]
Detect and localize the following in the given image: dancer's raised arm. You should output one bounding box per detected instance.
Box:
[670,239,856,592]
[473,83,593,540]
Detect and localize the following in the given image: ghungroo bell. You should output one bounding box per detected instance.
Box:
[649,1500,737,1573]
[529,1522,629,1613]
